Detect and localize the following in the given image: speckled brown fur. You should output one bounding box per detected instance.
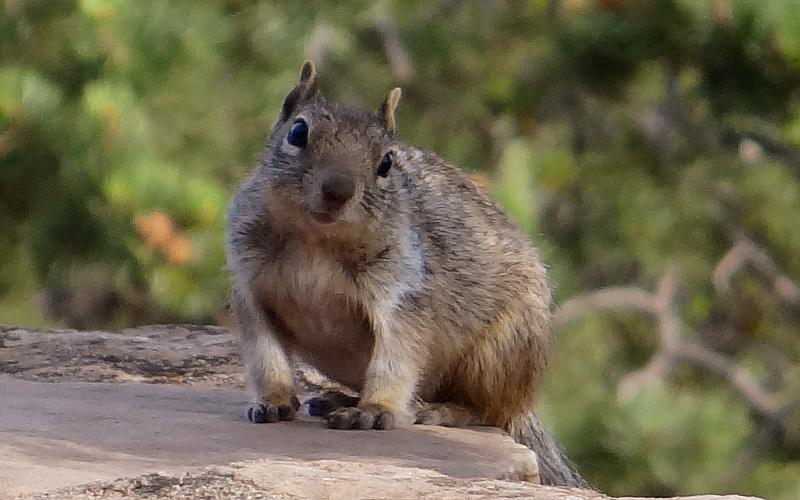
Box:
[226,62,589,488]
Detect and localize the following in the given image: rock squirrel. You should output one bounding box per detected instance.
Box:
[226,61,589,488]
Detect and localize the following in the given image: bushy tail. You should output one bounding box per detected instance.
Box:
[509,412,593,489]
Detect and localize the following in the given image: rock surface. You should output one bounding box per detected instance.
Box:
[0,325,762,499]
[0,376,538,495]
[0,324,242,387]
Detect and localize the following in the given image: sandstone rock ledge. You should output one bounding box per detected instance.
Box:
[0,325,761,500]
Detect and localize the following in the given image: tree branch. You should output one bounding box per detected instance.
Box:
[374,16,414,83]
[555,264,790,426]
[675,342,781,419]
[554,287,657,328]
[721,127,800,179]
[713,235,800,308]
[617,350,673,401]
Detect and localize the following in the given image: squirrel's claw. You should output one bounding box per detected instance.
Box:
[246,396,299,423]
[325,405,396,430]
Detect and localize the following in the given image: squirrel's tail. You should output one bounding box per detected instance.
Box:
[508,412,593,489]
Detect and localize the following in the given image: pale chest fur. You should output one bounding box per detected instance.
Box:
[254,243,374,390]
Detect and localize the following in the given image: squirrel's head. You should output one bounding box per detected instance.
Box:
[260,61,404,232]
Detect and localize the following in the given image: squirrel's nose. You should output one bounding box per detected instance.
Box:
[320,174,355,211]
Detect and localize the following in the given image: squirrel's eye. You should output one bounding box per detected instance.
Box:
[377,152,393,177]
[286,119,308,148]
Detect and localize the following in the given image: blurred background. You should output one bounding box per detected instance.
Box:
[2,0,799,497]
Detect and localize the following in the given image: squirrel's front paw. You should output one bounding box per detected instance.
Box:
[246,396,300,423]
[325,404,396,430]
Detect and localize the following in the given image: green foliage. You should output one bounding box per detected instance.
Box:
[542,316,752,495]
[2,0,799,497]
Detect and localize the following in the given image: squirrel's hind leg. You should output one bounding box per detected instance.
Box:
[414,402,482,427]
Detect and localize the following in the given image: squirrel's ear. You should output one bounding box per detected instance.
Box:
[279,61,318,122]
[377,87,402,135]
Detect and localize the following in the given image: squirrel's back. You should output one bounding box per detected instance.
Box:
[382,144,553,419]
